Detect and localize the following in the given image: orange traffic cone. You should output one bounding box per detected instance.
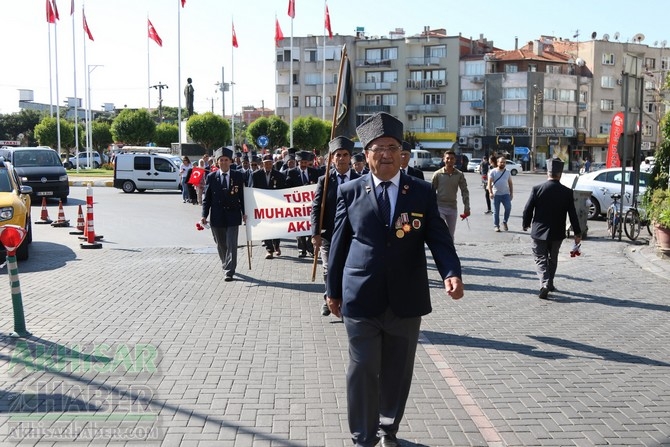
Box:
[80,186,102,249]
[51,200,70,227]
[35,197,52,224]
[69,205,85,235]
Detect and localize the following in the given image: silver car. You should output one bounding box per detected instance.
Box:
[575,167,651,219]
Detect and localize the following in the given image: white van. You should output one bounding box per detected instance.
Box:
[113,153,181,193]
[409,149,432,170]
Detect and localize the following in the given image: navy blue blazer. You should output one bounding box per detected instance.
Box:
[201,169,245,228]
[311,168,360,240]
[522,179,581,241]
[249,168,286,190]
[327,172,462,318]
[285,166,320,187]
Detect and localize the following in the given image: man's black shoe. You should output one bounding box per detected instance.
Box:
[265,252,274,260]
[224,276,234,282]
[538,287,549,299]
[321,302,331,316]
[380,434,399,447]
[298,251,307,258]
[548,285,556,292]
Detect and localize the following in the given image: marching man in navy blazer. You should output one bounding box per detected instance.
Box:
[201,147,247,282]
[522,157,582,299]
[326,113,464,447]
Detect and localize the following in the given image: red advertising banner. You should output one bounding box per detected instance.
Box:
[606,112,624,168]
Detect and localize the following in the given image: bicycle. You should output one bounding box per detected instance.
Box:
[624,204,653,241]
[606,193,622,240]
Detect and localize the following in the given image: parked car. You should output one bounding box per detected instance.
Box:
[466,158,482,172]
[640,156,656,173]
[429,157,444,170]
[113,153,181,193]
[503,159,524,175]
[0,159,32,260]
[409,149,432,170]
[0,146,69,203]
[65,151,108,169]
[575,167,651,219]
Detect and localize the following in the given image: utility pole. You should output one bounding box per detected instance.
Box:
[261,99,265,117]
[150,82,169,123]
[215,67,229,118]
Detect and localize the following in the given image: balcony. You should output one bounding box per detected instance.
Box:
[355,58,393,68]
[405,104,441,113]
[406,56,442,67]
[406,79,446,90]
[471,76,485,84]
[355,105,391,114]
[356,82,393,91]
[470,100,484,109]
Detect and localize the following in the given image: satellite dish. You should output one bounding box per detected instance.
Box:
[633,33,645,43]
[655,41,659,47]
[663,40,668,47]
[17,133,24,141]
[591,31,597,39]
[576,58,585,67]
[603,33,610,41]
[614,32,620,41]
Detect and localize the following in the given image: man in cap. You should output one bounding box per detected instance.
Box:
[352,152,368,175]
[399,141,425,180]
[201,147,247,282]
[250,154,287,259]
[286,150,319,257]
[431,149,471,241]
[326,112,464,447]
[522,157,582,299]
[311,136,360,316]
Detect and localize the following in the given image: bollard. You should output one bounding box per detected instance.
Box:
[0,225,31,338]
[80,185,102,249]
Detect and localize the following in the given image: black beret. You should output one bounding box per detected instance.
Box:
[295,151,314,162]
[235,152,242,157]
[401,141,412,152]
[262,154,274,162]
[329,136,354,154]
[352,153,366,163]
[356,112,403,150]
[214,147,234,160]
[287,147,298,155]
[251,155,261,163]
[549,158,564,176]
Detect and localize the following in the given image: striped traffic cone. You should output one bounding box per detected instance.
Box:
[80,185,102,249]
[51,200,70,227]
[35,197,52,224]
[69,205,85,235]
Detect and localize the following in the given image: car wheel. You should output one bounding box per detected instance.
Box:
[510,169,518,176]
[16,237,29,261]
[93,161,100,169]
[122,180,136,193]
[25,219,33,244]
[587,196,601,220]
[61,196,68,204]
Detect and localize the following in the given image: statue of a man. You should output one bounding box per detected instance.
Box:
[184,77,194,117]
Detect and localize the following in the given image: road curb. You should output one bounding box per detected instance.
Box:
[69,179,113,187]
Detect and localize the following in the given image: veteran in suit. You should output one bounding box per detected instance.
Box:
[311,136,360,316]
[250,154,287,259]
[399,140,425,180]
[201,147,247,282]
[522,157,582,299]
[286,150,320,257]
[326,113,464,447]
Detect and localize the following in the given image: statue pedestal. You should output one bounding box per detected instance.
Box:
[180,120,192,144]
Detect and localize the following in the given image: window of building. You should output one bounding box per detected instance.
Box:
[528,64,537,72]
[461,89,483,101]
[304,73,322,85]
[424,93,445,105]
[383,71,398,83]
[558,89,575,101]
[599,123,611,134]
[600,99,614,111]
[383,94,397,106]
[503,87,527,99]
[502,114,527,126]
[643,123,653,136]
[602,53,615,65]
[464,60,485,76]
[424,116,446,131]
[601,75,616,88]
[366,72,380,83]
[305,96,322,107]
[578,116,586,129]
[646,102,655,113]
[505,64,518,73]
[292,96,299,107]
[460,115,482,127]
[543,115,554,127]
[645,57,656,70]
[366,95,381,106]
[292,73,299,85]
[276,49,293,62]
[425,45,446,58]
[546,65,561,74]
[662,57,670,70]
[543,88,557,100]
[365,47,397,62]
[304,49,317,62]
[555,115,574,127]
[579,90,588,103]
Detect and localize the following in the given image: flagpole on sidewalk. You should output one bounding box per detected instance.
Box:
[177,0,183,153]
[288,0,294,147]
[47,8,54,118]
[147,14,151,110]
[82,5,89,169]
[71,0,79,155]
[54,13,63,157]
[322,1,326,121]
[231,19,235,148]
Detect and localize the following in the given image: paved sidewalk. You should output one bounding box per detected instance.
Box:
[1,183,669,446]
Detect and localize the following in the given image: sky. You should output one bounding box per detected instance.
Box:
[1,0,668,120]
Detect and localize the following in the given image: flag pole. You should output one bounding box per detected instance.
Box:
[289,10,293,147]
[177,0,182,153]
[311,45,348,281]
[82,4,89,170]
[322,0,326,121]
[48,15,54,117]
[54,15,62,157]
[147,14,151,110]
[231,18,235,147]
[71,0,79,155]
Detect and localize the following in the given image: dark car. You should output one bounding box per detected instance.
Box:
[0,146,69,203]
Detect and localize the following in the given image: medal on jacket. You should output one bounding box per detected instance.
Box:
[395,213,410,238]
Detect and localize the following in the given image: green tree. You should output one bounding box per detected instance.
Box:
[247,117,271,148]
[291,116,329,153]
[186,112,230,150]
[0,109,44,145]
[92,121,113,151]
[154,122,179,147]
[111,109,156,145]
[149,106,180,124]
[232,120,248,147]
[404,131,420,149]
[34,116,75,150]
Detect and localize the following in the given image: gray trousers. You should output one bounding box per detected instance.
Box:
[531,238,562,289]
[343,308,421,446]
[211,225,239,278]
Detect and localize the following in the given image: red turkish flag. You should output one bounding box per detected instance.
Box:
[188,167,205,186]
[275,19,284,47]
[70,0,74,16]
[287,0,295,18]
[325,4,333,39]
[83,10,94,41]
[148,19,162,47]
[46,0,56,23]
[232,22,238,48]
[181,0,186,7]
[51,0,60,21]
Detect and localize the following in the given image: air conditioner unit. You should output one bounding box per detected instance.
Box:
[473,137,482,150]
[408,114,417,121]
[616,79,623,85]
[458,136,467,145]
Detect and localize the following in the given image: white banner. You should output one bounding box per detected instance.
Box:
[244,184,318,241]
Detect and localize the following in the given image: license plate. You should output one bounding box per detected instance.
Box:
[36,191,54,196]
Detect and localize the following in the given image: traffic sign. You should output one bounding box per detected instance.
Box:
[257,135,269,148]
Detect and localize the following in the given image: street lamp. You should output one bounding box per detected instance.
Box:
[530,84,543,172]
